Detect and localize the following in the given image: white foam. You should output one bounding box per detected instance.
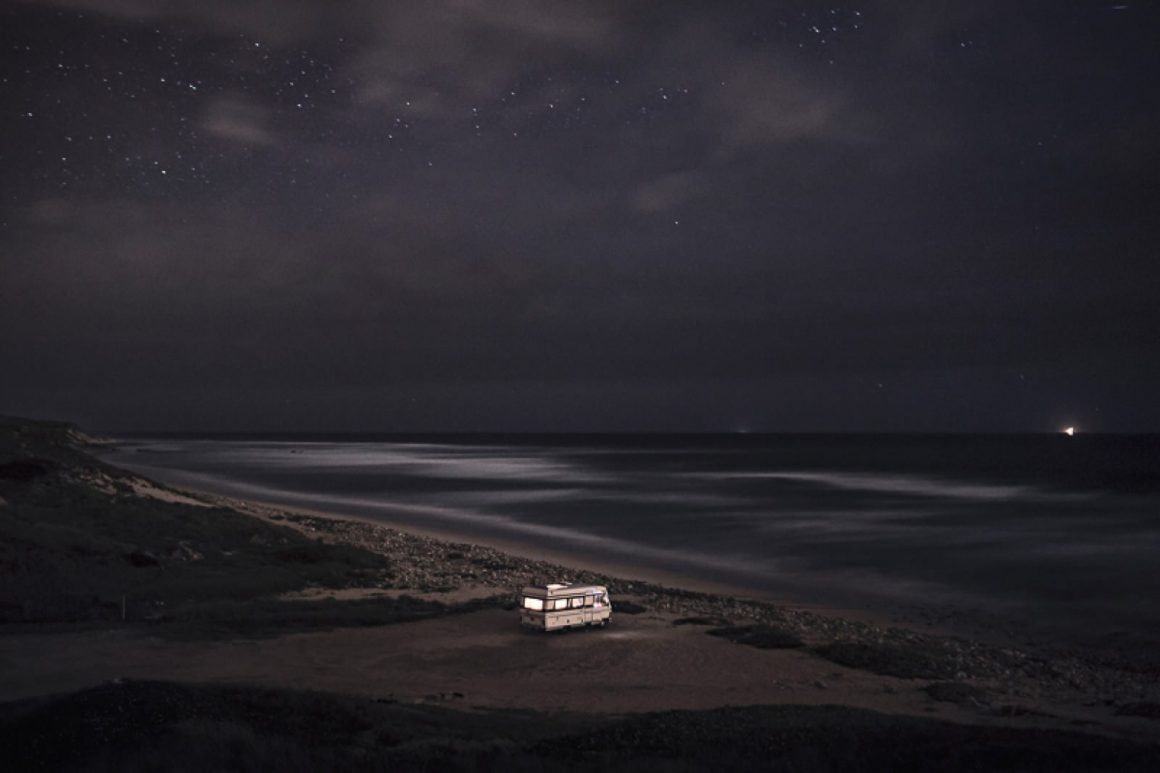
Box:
[199,442,610,484]
[701,470,1034,501]
[121,466,778,581]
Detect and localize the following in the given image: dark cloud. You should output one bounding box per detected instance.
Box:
[200,95,277,145]
[2,1,1158,431]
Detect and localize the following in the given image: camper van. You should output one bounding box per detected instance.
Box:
[520,583,611,631]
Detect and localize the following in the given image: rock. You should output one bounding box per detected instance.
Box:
[166,541,203,561]
[125,549,161,567]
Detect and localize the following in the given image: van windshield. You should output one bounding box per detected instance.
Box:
[522,597,544,611]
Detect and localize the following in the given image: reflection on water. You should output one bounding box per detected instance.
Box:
[102,434,1160,643]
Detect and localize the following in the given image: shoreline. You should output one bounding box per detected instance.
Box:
[142,478,1119,655]
[90,457,1141,654]
[100,453,1027,645]
[105,460,791,598]
[90,443,1075,651]
[169,481,958,637]
[159,480,1160,682]
[97,441,1160,658]
[88,439,1160,668]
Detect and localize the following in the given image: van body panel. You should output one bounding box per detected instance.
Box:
[519,583,611,631]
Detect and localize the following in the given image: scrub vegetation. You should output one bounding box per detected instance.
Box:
[0,416,483,638]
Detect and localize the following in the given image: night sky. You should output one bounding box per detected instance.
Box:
[2,1,1158,433]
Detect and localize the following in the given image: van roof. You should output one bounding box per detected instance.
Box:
[521,583,607,598]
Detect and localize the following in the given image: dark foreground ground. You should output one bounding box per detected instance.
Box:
[2,415,1159,771]
[5,679,1159,773]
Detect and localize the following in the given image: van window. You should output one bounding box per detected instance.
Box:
[569,597,584,609]
[551,599,569,611]
[522,597,544,611]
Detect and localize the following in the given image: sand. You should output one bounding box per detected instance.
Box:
[0,604,1085,728]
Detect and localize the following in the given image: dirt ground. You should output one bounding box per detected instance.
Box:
[3,598,1154,743]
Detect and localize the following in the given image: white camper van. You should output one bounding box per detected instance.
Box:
[520,583,612,631]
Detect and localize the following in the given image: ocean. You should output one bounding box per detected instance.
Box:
[100,434,1160,648]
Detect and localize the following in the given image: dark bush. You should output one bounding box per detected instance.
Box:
[0,459,53,480]
[673,615,730,626]
[613,601,647,615]
[1115,702,1160,719]
[924,681,990,706]
[273,543,331,564]
[707,623,803,649]
[815,639,957,679]
[125,549,162,568]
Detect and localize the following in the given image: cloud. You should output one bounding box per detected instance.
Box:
[20,0,338,43]
[632,170,701,213]
[885,1,997,55]
[201,96,277,145]
[710,61,857,149]
[7,198,306,310]
[6,190,556,331]
[29,0,623,120]
[31,0,620,47]
[629,22,868,156]
[345,1,622,118]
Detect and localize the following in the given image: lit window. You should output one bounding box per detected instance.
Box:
[570,597,584,608]
[553,599,569,610]
[522,597,544,611]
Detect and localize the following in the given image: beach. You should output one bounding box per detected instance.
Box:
[2,418,1159,770]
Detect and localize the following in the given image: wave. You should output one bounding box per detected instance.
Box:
[700,470,1038,502]
[124,465,778,581]
[132,441,610,484]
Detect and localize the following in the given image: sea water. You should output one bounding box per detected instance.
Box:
[101,434,1160,647]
